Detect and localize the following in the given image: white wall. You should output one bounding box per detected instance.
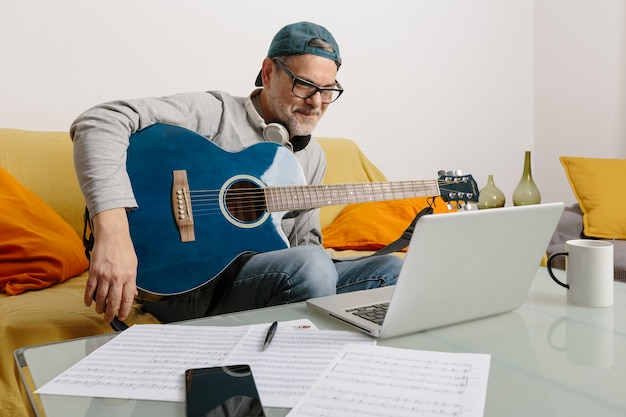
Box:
[1,1,624,207]
[535,0,626,204]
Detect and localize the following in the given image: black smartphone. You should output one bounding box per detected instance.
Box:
[185,365,266,417]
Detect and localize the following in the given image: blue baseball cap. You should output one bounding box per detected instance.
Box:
[255,21,341,87]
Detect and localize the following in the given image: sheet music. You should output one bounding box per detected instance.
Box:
[287,344,490,417]
[36,320,374,408]
[224,325,375,408]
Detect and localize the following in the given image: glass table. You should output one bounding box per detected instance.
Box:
[15,268,626,417]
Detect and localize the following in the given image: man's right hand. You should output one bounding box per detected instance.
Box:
[84,208,138,323]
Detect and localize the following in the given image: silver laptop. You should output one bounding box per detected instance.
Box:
[307,202,565,338]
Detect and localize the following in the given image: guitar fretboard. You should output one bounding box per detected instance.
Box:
[264,180,440,212]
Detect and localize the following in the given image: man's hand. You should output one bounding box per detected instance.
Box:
[84,208,138,323]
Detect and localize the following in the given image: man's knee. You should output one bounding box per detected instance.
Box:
[284,246,337,299]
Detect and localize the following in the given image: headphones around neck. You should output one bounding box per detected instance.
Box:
[244,96,290,146]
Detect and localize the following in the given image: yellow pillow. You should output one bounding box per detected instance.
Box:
[560,156,626,239]
[322,197,454,251]
[0,168,89,295]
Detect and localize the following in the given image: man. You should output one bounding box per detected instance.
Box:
[71,21,402,324]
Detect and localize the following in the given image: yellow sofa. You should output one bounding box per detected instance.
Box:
[1,127,419,417]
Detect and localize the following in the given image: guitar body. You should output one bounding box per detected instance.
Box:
[126,123,306,297]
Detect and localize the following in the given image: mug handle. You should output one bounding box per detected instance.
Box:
[546,316,568,352]
[547,252,570,289]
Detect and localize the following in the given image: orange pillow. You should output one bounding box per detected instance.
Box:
[322,197,454,251]
[0,168,89,295]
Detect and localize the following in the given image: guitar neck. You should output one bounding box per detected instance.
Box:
[264,180,440,212]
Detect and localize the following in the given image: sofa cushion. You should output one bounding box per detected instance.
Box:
[0,168,89,295]
[0,128,85,236]
[322,197,453,251]
[560,156,626,239]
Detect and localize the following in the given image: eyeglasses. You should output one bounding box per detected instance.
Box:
[273,59,344,104]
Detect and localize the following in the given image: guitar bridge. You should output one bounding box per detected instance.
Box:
[172,170,195,242]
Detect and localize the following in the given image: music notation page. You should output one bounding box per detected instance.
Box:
[287,344,490,417]
[222,325,376,407]
[35,320,374,408]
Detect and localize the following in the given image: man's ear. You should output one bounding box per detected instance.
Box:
[261,57,275,88]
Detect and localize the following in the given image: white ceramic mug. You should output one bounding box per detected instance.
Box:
[547,239,614,307]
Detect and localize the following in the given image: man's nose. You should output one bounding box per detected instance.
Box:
[305,91,323,107]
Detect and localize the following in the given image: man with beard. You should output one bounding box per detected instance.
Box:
[71,21,402,324]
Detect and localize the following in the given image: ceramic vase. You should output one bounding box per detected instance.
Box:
[512,151,541,206]
[478,175,506,209]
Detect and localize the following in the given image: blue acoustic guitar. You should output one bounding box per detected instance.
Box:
[125,123,479,298]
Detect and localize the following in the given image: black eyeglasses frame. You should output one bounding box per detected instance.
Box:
[273,59,344,104]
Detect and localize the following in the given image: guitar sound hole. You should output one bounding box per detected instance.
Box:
[225,180,266,222]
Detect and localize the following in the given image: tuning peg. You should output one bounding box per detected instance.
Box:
[444,170,463,176]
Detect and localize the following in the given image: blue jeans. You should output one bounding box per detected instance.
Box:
[142,246,402,323]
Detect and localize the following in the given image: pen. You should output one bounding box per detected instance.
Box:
[262,321,278,350]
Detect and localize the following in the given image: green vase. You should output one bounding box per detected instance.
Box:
[512,151,541,206]
[478,174,506,209]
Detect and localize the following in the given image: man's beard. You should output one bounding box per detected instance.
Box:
[268,92,322,136]
[287,105,321,136]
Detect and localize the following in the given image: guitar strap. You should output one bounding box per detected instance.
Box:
[370,205,434,257]
[330,202,435,263]
[82,207,94,262]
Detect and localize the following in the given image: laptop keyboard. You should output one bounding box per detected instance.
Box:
[346,302,389,325]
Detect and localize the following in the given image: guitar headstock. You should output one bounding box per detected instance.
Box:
[437,170,479,209]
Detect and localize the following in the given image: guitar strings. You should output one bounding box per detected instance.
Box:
[185,179,459,200]
[179,179,470,219]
